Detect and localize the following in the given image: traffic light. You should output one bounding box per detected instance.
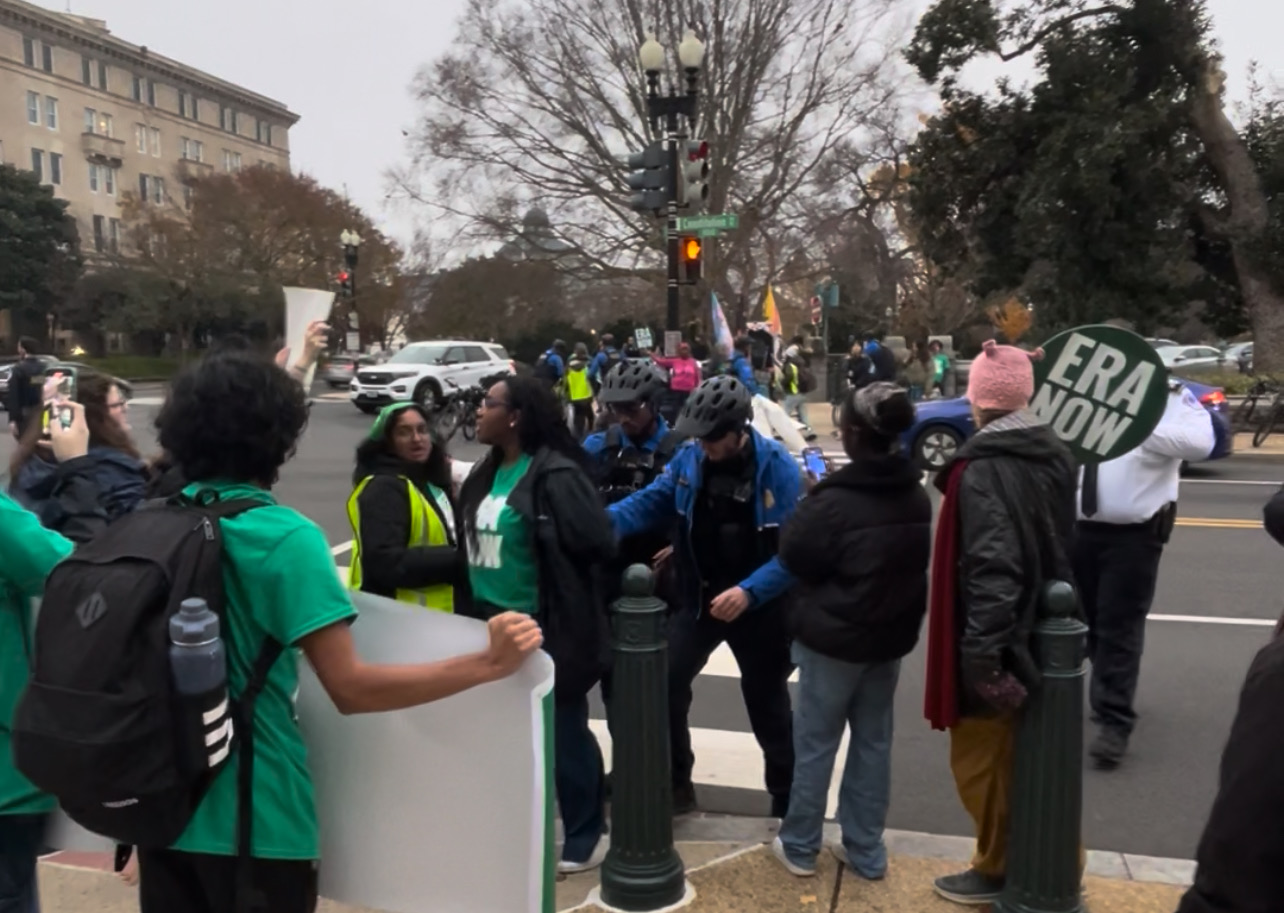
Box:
[678,235,702,284]
[679,140,710,209]
[626,141,670,213]
[337,270,354,298]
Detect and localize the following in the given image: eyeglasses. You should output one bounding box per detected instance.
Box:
[608,402,643,416]
[107,400,128,412]
[482,396,512,410]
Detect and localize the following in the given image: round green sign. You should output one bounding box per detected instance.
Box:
[1030,325,1169,464]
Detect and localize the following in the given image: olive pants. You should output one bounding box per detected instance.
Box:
[949,713,1016,878]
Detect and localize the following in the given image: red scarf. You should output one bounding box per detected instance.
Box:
[925,460,968,731]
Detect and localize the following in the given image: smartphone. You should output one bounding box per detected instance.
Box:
[41,373,76,437]
[801,446,828,479]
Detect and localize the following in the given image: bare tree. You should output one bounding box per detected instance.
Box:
[392,0,911,322]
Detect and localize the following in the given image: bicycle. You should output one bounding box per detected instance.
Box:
[432,381,482,444]
[1235,377,1284,447]
[1233,377,1280,428]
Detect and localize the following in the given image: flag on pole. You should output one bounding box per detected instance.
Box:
[762,286,783,337]
[710,292,734,358]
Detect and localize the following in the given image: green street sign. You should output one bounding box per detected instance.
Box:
[676,213,738,233]
[1031,325,1169,464]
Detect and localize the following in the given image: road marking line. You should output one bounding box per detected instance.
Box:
[1149,613,1274,627]
[1181,479,1280,487]
[331,541,353,557]
[1175,518,1263,528]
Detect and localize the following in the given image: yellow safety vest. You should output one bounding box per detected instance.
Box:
[347,476,455,612]
[566,366,593,402]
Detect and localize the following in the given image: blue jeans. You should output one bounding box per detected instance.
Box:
[783,394,809,428]
[778,643,900,878]
[555,695,607,863]
[0,813,47,913]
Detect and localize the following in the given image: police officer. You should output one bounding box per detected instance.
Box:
[1074,378,1215,769]
[609,375,800,817]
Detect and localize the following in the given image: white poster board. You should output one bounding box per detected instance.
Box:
[298,592,556,913]
[635,327,654,351]
[283,287,335,390]
[664,331,682,358]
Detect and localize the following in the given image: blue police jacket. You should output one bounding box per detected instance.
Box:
[728,355,759,395]
[608,425,800,612]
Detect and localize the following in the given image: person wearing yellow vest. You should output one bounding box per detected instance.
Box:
[348,403,459,611]
[566,342,595,440]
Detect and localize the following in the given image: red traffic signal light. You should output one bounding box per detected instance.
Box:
[337,271,350,283]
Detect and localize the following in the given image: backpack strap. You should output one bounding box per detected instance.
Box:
[655,430,685,461]
[234,637,285,913]
[604,425,622,452]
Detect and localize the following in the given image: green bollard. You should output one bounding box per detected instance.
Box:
[599,565,687,911]
[996,580,1088,913]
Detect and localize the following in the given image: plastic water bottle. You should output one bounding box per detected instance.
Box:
[169,598,227,696]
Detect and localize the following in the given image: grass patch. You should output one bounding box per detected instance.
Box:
[81,356,182,380]
[1169,370,1270,395]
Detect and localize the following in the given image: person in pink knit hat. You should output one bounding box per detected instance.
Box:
[923,339,1079,906]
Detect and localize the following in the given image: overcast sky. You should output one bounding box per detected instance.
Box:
[59,0,1283,249]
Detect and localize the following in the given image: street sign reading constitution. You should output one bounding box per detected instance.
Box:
[675,213,739,233]
[1031,325,1169,464]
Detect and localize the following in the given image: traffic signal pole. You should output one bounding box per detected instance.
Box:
[665,114,681,333]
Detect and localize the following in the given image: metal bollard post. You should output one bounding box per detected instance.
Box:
[599,565,687,911]
[996,581,1088,913]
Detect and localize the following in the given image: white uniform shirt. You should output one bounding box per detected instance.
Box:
[1076,386,1216,524]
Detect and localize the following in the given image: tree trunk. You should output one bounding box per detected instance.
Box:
[1188,60,1284,371]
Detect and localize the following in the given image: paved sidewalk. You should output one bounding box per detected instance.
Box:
[40,815,1194,913]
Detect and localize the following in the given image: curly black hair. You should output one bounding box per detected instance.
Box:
[156,351,310,487]
[497,374,588,468]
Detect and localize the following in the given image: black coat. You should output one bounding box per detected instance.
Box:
[939,420,1077,706]
[1262,487,1284,545]
[352,454,460,599]
[457,447,616,701]
[1178,634,1284,913]
[5,356,44,430]
[780,455,931,664]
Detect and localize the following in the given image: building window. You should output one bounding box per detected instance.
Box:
[149,127,160,156]
[230,110,239,134]
[138,174,148,200]
[50,152,62,186]
[181,137,204,162]
[132,75,142,102]
[84,108,95,134]
[31,149,44,182]
[93,215,105,253]
[26,92,40,125]
[108,218,121,254]
[179,92,189,118]
[254,120,274,146]
[41,44,52,73]
[147,81,155,107]
[140,174,166,205]
[191,97,199,122]
[263,123,272,147]
[219,106,229,131]
[96,112,114,138]
[153,176,165,205]
[45,97,57,130]
[99,60,108,91]
[23,37,34,68]
[182,184,194,209]
[222,149,242,172]
[105,166,116,196]
[134,123,145,153]
[82,56,91,86]
[89,163,99,193]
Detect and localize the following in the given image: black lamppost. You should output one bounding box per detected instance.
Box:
[636,30,705,333]
[339,229,361,352]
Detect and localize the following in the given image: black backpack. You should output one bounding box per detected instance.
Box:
[534,352,558,382]
[13,494,282,871]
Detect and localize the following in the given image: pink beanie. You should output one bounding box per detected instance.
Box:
[967,340,1042,412]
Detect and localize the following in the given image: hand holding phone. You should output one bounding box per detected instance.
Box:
[801,446,829,480]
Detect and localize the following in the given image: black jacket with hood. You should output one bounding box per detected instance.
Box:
[351,452,460,599]
[780,454,931,664]
[457,446,616,701]
[938,416,1077,712]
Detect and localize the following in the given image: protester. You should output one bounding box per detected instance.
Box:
[588,334,622,395]
[864,331,898,384]
[902,342,932,402]
[11,371,147,525]
[727,338,761,396]
[772,383,930,880]
[609,375,799,817]
[1073,378,1214,769]
[347,403,459,610]
[1175,606,1284,913]
[0,403,108,913]
[928,340,952,397]
[133,350,541,913]
[847,342,874,391]
[565,343,596,439]
[780,336,816,439]
[5,337,45,440]
[458,375,616,873]
[534,339,568,391]
[924,340,1077,906]
[650,341,701,426]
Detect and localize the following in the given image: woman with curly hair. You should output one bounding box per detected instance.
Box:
[459,374,616,873]
[347,403,460,609]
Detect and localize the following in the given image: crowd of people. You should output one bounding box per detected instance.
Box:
[1,319,1281,913]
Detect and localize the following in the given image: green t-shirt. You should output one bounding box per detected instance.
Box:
[173,481,356,860]
[0,493,70,816]
[466,454,539,613]
[932,352,950,383]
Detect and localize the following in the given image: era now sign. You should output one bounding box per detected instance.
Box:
[1031,325,1169,463]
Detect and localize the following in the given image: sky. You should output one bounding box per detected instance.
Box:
[56,0,1284,249]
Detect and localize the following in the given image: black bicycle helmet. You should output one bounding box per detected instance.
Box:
[675,375,753,438]
[599,361,667,405]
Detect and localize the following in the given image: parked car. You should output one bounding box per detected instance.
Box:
[1156,345,1226,373]
[902,378,1232,471]
[0,355,75,411]
[349,340,515,414]
[1223,342,1252,374]
[320,354,375,389]
[1146,337,1180,349]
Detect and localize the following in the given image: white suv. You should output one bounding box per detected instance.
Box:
[349,340,514,414]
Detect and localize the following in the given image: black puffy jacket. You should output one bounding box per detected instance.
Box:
[780,455,931,664]
[938,417,1077,708]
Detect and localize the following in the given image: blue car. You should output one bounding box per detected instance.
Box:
[902,379,1233,470]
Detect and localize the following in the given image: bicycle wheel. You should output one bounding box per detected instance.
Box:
[461,410,478,442]
[1233,392,1260,427]
[434,403,462,443]
[1253,403,1282,448]
[831,401,842,428]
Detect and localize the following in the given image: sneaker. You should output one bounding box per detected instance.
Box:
[828,844,885,881]
[933,869,1004,905]
[672,783,698,816]
[557,835,610,875]
[803,430,818,442]
[1089,728,1129,770]
[771,837,815,877]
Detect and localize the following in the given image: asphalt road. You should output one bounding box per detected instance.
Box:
[3,393,1282,861]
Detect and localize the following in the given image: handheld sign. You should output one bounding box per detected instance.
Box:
[1031,325,1169,463]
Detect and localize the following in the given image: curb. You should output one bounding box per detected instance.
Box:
[665,815,1196,888]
